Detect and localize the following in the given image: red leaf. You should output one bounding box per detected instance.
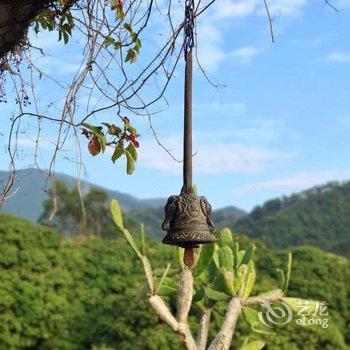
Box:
[126,134,139,148]
[81,128,90,139]
[111,0,123,10]
[88,135,101,156]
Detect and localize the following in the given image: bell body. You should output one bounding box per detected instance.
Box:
[162,192,216,248]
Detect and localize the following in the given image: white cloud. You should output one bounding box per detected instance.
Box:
[17,138,54,150]
[263,0,307,16]
[231,46,262,64]
[209,0,307,20]
[139,134,286,175]
[196,22,226,72]
[211,0,257,20]
[233,170,350,195]
[230,118,284,144]
[325,51,350,63]
[194,0,307,72]
[29,31,62,50]
[34,55,83,75]
[196,101,246,116]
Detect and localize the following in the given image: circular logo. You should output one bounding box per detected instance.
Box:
[258,301,293,328]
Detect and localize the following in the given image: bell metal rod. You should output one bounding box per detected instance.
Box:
[183,51,193,194]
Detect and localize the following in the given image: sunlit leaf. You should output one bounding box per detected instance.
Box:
[111,199,124,231]
[205,287,230,301]
[193,243,214,277]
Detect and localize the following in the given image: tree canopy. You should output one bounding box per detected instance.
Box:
[0,212,348,349]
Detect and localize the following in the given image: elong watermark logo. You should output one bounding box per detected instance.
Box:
[258,300,329,329]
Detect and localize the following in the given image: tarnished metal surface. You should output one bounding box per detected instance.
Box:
[162,192,216,247]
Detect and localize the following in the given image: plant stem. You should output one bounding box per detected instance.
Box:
[208,297,242,350]
[196,308,212,350]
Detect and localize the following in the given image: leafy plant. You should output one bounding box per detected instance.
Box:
[81,118,139,174]
[110,199,326,350]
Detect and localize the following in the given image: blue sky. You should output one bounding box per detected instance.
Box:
[1,0,350,211]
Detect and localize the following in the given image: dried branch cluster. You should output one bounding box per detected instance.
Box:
[0,0,219,206]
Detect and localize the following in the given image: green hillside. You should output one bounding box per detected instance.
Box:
[2,169,350,257]
[0,168,165,222]
[232,182,350,257]
[0,213,349,349]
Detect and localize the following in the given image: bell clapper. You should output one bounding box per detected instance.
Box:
[183,246,194,267]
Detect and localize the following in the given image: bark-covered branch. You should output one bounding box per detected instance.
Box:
[196,308,212,350]
[208,297,242,350]
[244,289,283,306]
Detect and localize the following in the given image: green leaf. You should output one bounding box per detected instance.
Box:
[207,260,217,284]
[193,243,214,277]
[243,270,256,300]
[111,199,124,231]
[123,23,133,32]
[241,244,256,265]
[212,245,220,268]
[117,7,125,20]
[233,240,239,267]
[219,228,234,246]
[205,287,230,301]
[224,270,235,295]
[193,287,205,303]
[114,41,122,50]
[140,223,146,255]
[104,36,115,47]
[243,306,261,328]
[156,263,171,294]
[162,276,177,289]
[125,150,136,175]
[240,340,265,350]
[63,30,69,44]
[125,48,137,63]
[111,200,141,258]
[111,146,124,164]
[131,32,142,53]
[213,268,228,294]
[178,248,185,269]
[122,229,142,259]
[277,268,285,291]
[283,252,292,293]
[81,123,103,134]
[107,124,122,136]
[219,246,234,271]
[157,285,177,296]
[97,133,106,153]
[153,267,180,278]
[126,142,137,162]
[234,264,247,294]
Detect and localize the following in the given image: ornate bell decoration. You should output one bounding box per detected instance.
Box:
[162,0,216,252]
[162,192,216,247]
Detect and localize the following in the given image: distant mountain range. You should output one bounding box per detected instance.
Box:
[1,168,349,257]
[234,181,350,257]
[0,168,165,222]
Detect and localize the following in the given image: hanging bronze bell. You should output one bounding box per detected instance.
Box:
[162,192,216,248]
